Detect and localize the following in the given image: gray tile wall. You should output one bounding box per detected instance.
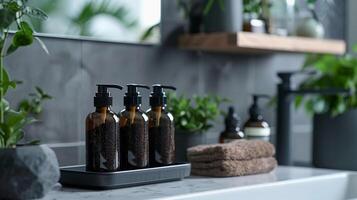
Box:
[4,0,345,166]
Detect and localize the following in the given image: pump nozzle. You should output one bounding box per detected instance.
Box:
[150,84,177,107]
[124,84,150,106]
[94,84,123,107]
[249,94,270,120]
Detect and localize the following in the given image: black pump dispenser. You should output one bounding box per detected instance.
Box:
[225,107,240,132]
[150,84,176,107]
[94,84,123,107]
[86,84,122,172]
[219,106,244,143]
[124,84,150,107]
[249,94,270,121]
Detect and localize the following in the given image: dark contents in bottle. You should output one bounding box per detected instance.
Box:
[86,121,119,172]
[149,122,175,167]
[120,122,148,170]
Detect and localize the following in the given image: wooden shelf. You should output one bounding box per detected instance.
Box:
[178,32,346,55]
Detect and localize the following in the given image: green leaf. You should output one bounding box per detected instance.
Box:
[18,100,31,112]
[13,30,33,47]
[203,0,215,15]
[5,2,20,13]
[0,98,10,112]
[5,110,26,128]
[20,21,34,35]
[295,95,304,109]
[6,43,18,56]
[0,9,15,29]
[23,7,48,20]
[167,92,228,133]
[0,67,12,97]
[12,22,34,47]
[140,23,159,42]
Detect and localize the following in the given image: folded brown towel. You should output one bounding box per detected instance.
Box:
[191,157,277,177]
[187,139,275,162]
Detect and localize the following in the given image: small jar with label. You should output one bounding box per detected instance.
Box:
[243,95,271,141]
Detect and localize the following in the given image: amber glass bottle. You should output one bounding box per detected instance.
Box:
[147,85,176,167]
[219,106,244,143]
[86,84,122,172]
[243,94,271,142]
[120,84,150,170]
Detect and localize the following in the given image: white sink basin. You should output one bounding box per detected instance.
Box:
[170,171,357,200]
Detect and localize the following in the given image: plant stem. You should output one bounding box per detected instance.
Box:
[0,30,8,123]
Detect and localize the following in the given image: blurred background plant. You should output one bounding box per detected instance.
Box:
[167,92,228,133]
[0,0,51,148]
[29,0,137,36]
[243,0,262,15]
[27,0,160,43]
[295,46,357,116]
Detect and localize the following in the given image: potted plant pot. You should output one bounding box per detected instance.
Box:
[175,130,207,162]
[0,144,60,199]
[203,0,243,33]
[313,109,357,170]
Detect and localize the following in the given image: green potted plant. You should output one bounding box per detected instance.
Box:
[167,93,227,162]
[296,47,357,170]
[0,1,59,199]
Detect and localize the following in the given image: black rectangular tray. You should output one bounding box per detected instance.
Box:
[60,163,191,190]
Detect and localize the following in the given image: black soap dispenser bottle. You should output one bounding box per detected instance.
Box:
[243,94,271,141]
[86,84,122,172]
[120,84,150,169]
[146,84,176,167]
[219,106,244,143]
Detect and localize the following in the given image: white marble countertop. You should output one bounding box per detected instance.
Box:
[44,166,343,200]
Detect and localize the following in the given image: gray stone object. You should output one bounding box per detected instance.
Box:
[0,145,60,200]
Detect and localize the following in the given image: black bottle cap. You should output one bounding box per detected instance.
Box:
[249,94,270,121]
[225,106,240,132]
[124,84,150,107]
[94,84,123,107]
[150,84,177,107]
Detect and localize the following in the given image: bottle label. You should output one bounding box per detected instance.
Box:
[244,127,271,137]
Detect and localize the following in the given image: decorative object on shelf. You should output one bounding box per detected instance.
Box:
[177,0,242,33]
[167,92,228,161]
[243,13,266,33]
[242,0,266,33]
[0,1,59,199]
[295,47,357,170]
[203,0,243,33]
[177,0,205,33]
[296,0,325,38]
[296,16,325,38]
[263,0,291,36]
